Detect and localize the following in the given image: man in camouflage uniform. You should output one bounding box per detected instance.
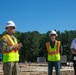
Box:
[0,21,22,75]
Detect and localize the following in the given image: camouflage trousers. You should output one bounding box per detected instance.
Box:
[3,62,19,75]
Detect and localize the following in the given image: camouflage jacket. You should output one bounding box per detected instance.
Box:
[0,34,17,53]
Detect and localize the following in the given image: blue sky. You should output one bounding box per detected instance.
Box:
[0,0,76,34]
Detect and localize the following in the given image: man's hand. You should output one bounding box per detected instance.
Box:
[13,43,22,50]
[71,48,76,54]
[18,43,22,49]
[13,44,19,50]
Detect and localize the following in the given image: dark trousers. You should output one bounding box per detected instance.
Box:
[48,61,60,75]
[74,61,76,75]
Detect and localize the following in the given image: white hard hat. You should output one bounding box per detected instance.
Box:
[5,21,16,29]
[49,30,58,36]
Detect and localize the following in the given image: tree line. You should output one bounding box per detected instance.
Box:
[0,30,76,62]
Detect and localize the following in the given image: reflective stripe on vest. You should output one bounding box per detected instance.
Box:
[2,34,19,62]
[46,40,60,61]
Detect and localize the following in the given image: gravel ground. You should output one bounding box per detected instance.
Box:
[0,63,74,75]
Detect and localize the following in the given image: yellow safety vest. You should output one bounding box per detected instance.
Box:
[46,40,60,61]
[2,34,19,62]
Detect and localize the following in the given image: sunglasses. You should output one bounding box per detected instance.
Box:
[50,34,56,36]
[9,27,15,29]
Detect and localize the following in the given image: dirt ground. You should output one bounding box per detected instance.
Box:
[19,71,74,75]
[0,63,74,75]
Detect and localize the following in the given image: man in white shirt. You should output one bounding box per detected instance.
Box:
[70,38,76,75]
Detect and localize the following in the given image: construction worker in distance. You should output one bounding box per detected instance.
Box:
[0,21,22,75]
[46,30,63,75]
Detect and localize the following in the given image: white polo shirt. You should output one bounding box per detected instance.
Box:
[70,38,76,50]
